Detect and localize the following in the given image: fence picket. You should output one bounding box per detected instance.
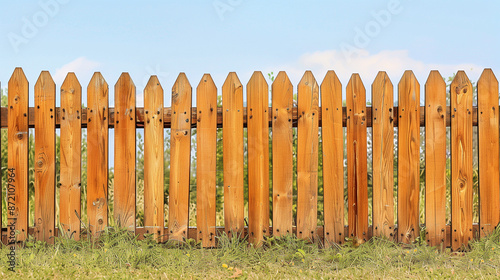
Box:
[271,72,294,237]
[144,76,164,241]
[371,72,394,239]
[247,71,270,245]
[34,71,56,244]
[478,69,500,237]
[451,71,473,250]
[398,70,420,243]
[60,73,82,240]
[114,73,136,232]
[169,73,192,241]
[321,70,344,245]
[87,72,109,236]
[346,74,368,241]
[297,71,319,241]
[222,72,244,238]
[7,68,29,242]
[196,74,217,247]
[425,70,447,247]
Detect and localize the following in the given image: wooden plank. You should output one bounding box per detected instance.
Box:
[297,71,319,241]
[371,72,394,239]
[247,71,270,246]
[196,74,217,247]
[346,74,368,242]
[114,73,136,232]
[34,71,56,244]
[7,68,29,242]
[169,73,192,242]
[320,70,344,245]
[60,73,82,240]
[143,76,165,242]
[425,70,447,247]
[222,72,244,238]
[478,69,500,237]
[451,71,474,250]
[87,72,109,236]
[271,71,294,237]
[398,70,420,243]
[0,104,485,130]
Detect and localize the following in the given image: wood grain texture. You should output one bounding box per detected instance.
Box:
[87,72,109,236]
[196,74,217,247]
[34,71,56,244]
[60,73,82,240]
[477,69,500,237]
[451,71,473,250]
[169,73,192,241]
[114,73,136,232]
[144,76,165,242]
[7,68,29,241]
[425,70,447,247]
[271,71,294,237]
[398,70,420,243]
[321,70,344,245]
[371,72,394,239]
[247,71,270,246]
[297,71,319,241]
[222,72,244,238]
[346,74,368,241]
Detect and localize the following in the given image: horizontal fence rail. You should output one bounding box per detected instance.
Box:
[1,68,499,251]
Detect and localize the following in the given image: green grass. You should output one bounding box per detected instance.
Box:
[2,227,500,279]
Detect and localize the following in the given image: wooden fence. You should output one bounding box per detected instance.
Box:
[1,67,499,251]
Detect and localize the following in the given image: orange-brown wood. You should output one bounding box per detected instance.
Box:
[346,74,368,241]
[451,71,473,250]
[247,71,270,245]
[196,74,217,247]
[7,68,29,242]
[222,72,244,238]
[320,70,344,245]
[144,76,165,242]
[371,72,394,239]
[297,71,319,241]
[169,73,192,241]
[477,69,500,237]
[425,70,447,247]
[114,73,136,231]
[34,71,56,244]
[87,72,109,236]
[271,71,294,237]
[398,70,420,243]
[60,73,82,240]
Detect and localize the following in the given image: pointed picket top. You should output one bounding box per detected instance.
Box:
[197,73,216,91]
[451,71,472,98]
[425,70,445,88]
[272,71,293,102]
[248,71,266,84]
[35,71,55,91]
[298,70,318,90]
[478,68,498,88]
[9,67,28,85]
[347,73,365,94]
[321,70,341,89]
[145,75,163,93]
[173,72,191,89]
[399,70,419,92]
[62,72,81,90]
[116,72,135,88]
[222,72,242,94]
[373,71,392,88]
[88,72,108,93]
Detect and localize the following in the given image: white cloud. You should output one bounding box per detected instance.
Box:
[53,57,100,86]
[273,49,484,89]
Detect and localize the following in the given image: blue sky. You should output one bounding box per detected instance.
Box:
[1,0,499,108]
